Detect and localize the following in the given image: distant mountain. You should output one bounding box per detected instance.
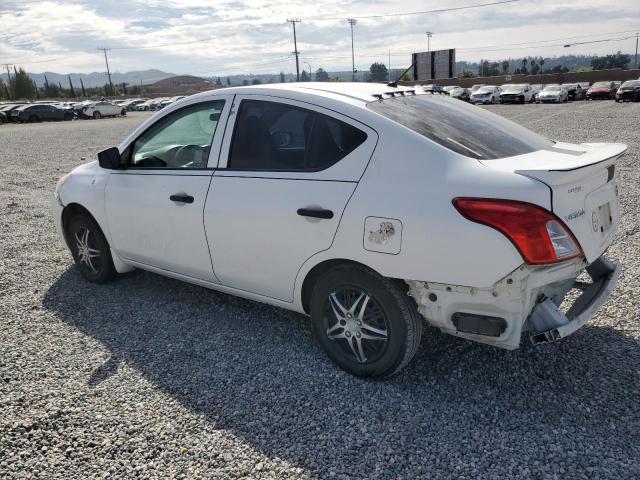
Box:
[0,69,175,88]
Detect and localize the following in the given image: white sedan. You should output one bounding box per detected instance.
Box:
[52,83,624,377]
[82,101,126,119]
[470,85,501,104]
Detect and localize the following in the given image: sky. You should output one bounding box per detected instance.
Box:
[0,0,638,76]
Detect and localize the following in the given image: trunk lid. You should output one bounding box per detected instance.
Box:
[480,142,626,262]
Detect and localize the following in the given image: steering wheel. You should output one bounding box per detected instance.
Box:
[173,144,207,167]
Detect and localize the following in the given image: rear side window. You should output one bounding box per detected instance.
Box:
[227,100,367,171]
[367,95,553,160]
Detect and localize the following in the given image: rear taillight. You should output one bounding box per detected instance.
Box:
[453,198,582,265]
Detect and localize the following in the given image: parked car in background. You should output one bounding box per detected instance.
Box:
[530,84,544,102]
[158,95,187,109]
[11,104,74,122]
[72,100,93,117]
[0,103,25,121]
[449,87,471,102]
[442,86,458,95]
[470,84,485,92]
[52,82,624,378]
[137,98,166,111]
[537,85,568,103]
[136,99,155,111]
[81,101,126,119]
[615,80,640,102]
[50,102,76,117]
[586,81,617,100]
[470,85,500,104]
[578,82,591,93]
[151,98,170,110]
[124,99,148,111]
[422,84,444,93]
[613,81,622,90]
[499,84,534,104]
[562,84,584,101]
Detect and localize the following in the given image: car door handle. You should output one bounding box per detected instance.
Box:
[297,208,334,219]
[170,194,194,204]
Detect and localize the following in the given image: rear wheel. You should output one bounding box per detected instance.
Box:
[67,214,116,283]
[121,109,127,116]
[310,265,422,378]
[93,111,101,119]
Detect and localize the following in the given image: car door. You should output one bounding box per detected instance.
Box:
[104,96,233,281]
[46,105,61,120]
[204,95,378,302]
[103,102,115,115]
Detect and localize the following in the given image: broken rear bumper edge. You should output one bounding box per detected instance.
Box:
[528,257,620,345]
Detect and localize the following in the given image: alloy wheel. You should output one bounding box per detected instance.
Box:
[324,287,389,364]
[74,227,102,274]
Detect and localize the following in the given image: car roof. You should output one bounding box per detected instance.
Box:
[188,82,419,109]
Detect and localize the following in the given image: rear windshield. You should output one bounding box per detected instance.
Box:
[367,94,553,160]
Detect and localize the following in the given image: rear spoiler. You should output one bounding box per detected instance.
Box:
[515,143,627,186]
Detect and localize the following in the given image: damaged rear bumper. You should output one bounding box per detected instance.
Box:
[527,257,620,344]
[406,255,620,350]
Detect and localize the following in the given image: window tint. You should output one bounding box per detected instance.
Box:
[130,101,224,168]
[367,95,553,160]
[227,100,367,171]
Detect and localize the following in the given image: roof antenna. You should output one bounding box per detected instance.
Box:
[387,60,416,88]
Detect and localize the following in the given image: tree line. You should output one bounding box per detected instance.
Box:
[459,51,632,78]
[0,66,152,101]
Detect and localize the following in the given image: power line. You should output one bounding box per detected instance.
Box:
[302,0,522,21]
[563,35,638,48]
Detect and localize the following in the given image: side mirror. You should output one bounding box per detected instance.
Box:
[98,147,123,169]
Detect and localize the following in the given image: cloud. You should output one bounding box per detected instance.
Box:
[0,0,638,75]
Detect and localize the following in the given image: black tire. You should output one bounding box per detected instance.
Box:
[63,113,72,121]
[121,109,127,116]
[29,115,39,123]
[67,214,116,284]
[310,264,422,378]
[93,111,101,119]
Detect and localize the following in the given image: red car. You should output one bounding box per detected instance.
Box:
[586,81,616,100]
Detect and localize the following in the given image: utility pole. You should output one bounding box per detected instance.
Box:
[97,47,113,94]
[426,32,433,80]
[635,32,638,69]
[304,61,312,81]
[348,18,357,82]
[2,64,12,99]
[287,19,301,81]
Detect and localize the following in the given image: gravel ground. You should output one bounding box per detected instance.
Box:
[1,104,639,479]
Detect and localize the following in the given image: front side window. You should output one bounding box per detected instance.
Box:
[130,101,224,168]
[367,94,553,160]
[227,100,367,171]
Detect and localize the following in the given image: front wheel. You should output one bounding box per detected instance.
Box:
[67,215,116,283]
[93,111,102,119]
[310,265,422,378]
